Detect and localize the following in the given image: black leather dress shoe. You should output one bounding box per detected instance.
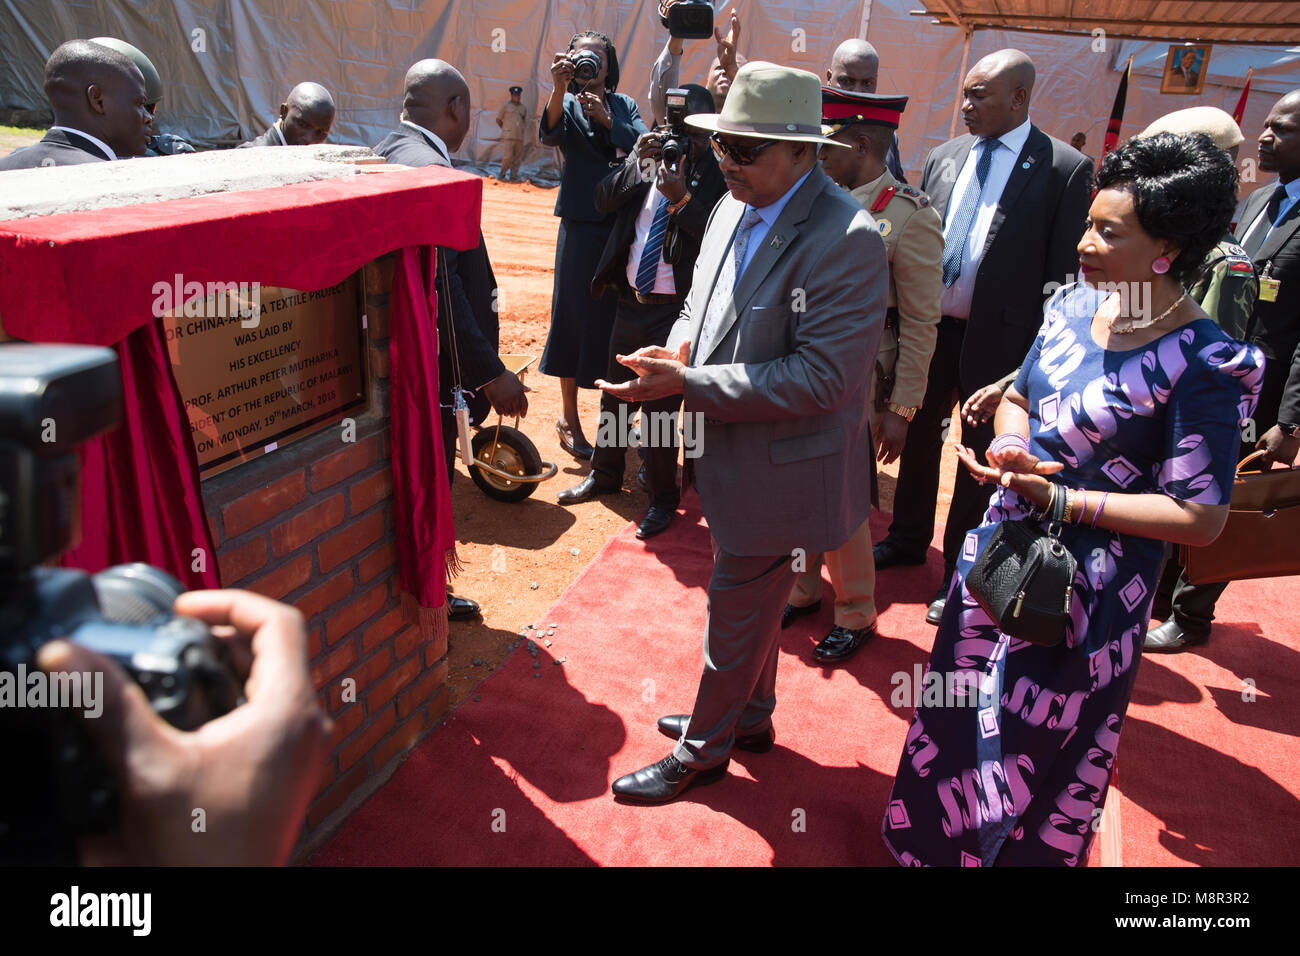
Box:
[555,420,594,460]
[637,463,649,493]
[812,622,878,663]
[656,714,774,753]
[446,591,481,621]
[873,539,926,570]
[781,599,821,629]
[1144,618,1209,653]
[925,575,951,626]
[636,503,675,539]
[556,473,620,504]
[611,753,729,803]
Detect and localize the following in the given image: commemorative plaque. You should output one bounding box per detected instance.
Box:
[160,275,368,477]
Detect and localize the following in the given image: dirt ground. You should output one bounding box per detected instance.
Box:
[0,132,959,709]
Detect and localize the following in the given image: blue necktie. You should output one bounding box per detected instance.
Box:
[942,138,1000,288]
[635,194,672,294]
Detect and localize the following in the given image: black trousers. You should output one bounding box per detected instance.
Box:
[886,315,996,574]
[591,292,683,509]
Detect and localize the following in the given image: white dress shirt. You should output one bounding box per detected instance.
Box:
[940,117,1033,318]
[625,185,677,295]
[49,125,116,160]
[1240,176,1300,248]
[738,166,814,276]
[401,120,449,161]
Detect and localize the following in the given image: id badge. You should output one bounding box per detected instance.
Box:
[1259,276,1281,303]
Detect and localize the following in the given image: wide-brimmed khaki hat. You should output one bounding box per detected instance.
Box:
[686,61,847,148]
[1139,107,1243,150]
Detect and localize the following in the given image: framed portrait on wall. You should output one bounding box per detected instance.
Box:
[1161,44,1212,94]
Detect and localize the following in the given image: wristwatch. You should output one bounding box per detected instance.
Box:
[887,401,919,422]
[1279,422,1299,437]
[667,191,691,214]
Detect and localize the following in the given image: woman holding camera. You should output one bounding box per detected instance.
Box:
[881,133,1264,866]
[540,31,648,459]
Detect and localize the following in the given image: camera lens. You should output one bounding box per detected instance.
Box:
[91,563,186,624]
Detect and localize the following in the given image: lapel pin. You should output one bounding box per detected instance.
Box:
[1021,160,1031,169]
[770,235,785,249]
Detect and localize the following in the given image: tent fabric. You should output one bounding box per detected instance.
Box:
[1,1,1298,182]
[911,1,1300,46]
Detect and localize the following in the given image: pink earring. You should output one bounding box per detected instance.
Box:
[1151,256,1171,274]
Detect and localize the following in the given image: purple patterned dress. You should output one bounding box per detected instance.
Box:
[882,283,1264,866]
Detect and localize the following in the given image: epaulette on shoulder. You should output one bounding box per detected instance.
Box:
[899,185,929,207]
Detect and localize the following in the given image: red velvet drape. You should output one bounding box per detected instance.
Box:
[61,317,220,590]
[389,246,454,605]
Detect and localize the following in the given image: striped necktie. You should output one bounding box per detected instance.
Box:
[635,194,672,294]
[695,207,764,362]
[941,138,1000,287]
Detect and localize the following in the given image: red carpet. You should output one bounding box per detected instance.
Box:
[312,492,1300,866]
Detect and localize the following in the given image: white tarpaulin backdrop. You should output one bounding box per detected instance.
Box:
[2,0,1298,183]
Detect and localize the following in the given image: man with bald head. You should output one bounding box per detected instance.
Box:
[872,48,1092,627]
[241,82,335,147]
[825,38,906,181]
[0,39,153,169]
[374,59,528,623]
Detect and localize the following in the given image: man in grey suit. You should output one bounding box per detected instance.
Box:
[600,62,889,803]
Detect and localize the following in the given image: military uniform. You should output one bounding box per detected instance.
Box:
[1188,234,1258,331]
[789,90,943,651]
[497,90,528,181]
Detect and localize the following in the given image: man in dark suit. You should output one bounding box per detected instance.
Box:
[1147,88,1300,651]
[241,83,335,147]
[600,62,889,803]
[871,49,1092,624]
[556,84,726,539]
[374,59,528,622]
[0,40,153,170]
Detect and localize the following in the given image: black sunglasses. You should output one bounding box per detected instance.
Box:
[709,133,779,165]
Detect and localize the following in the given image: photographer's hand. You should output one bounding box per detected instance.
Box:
[657,154,687,203]
[38,589,331,866]
[716,8,742,79]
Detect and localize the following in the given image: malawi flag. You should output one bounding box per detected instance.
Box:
[1233,68,1254,125]
[1103,55,1134,159]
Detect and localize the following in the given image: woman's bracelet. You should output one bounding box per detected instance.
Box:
[1091,491,1110,529]
[1075,489,1087,525]
[989,432,1030,457]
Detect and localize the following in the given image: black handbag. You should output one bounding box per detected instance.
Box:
[965,488,1076,646]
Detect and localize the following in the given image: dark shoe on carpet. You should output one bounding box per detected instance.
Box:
[781,599,821,629]
[637,463,649,493]
[446,591,481,622]
[556,473,620,504]
[873,539,926,570]
[656,714,774,753]
[555,419,594,460]
[1144,618,1209,653]
[812,622,878,663]
[925,573,951,626]
[636,503,675,539]
[611,753,729,803]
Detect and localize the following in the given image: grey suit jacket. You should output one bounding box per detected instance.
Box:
[668,166,889,556]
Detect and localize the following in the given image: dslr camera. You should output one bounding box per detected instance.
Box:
[655,88,693,169]
[567,48,602,85]
[659,0,714,39]
[0,343,241,864]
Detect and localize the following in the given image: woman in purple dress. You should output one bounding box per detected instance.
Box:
[882,133,1265,866]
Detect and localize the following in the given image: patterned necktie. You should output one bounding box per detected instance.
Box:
[695,207,764,363]
[635,194,672,294]
[941,138,1000,287]
[1244,184,1289,255]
